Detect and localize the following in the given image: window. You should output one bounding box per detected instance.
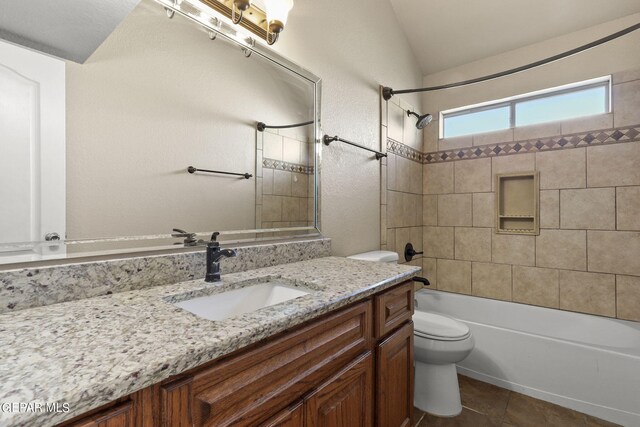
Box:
[441,76,610,139]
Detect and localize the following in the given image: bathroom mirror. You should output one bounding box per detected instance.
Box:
[255,124,316,235]
[0,0,321,266]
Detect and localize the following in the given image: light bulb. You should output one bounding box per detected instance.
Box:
[264,0,293,33]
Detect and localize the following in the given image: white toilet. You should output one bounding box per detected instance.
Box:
[413,310,474,417]
[347,250,400,263]
[347,250,475,417]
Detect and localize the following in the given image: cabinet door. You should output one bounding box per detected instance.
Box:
[304,352,373,427]
[260,402,304,427]
[375,322,414,427]
[160,378,192,427]
[70,402,133,427]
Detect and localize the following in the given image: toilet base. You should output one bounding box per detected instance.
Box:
[414,361,462,417]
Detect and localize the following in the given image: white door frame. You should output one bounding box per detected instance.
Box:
[0,39,65,248]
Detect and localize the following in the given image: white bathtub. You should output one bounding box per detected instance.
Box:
[415,289,640,426]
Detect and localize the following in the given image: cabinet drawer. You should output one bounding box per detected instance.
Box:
[167,300,372,427]
[374,281,414,338]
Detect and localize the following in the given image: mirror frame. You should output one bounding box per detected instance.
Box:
[0,0,322,267]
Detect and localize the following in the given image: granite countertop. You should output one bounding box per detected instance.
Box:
[0,256,419,427]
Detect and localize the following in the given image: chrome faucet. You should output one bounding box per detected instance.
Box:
[205,232,237,282]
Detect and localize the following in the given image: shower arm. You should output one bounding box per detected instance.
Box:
[382,21,640,100]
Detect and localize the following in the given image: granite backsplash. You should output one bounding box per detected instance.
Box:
[0,237,331,314]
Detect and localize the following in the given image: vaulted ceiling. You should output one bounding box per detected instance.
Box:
[389,0,640,75]
[0,0,140,63]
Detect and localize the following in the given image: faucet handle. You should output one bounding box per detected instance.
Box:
[207,232,220,248]
[172,228,190,237]
[172,228,197,240]
[173,228,200,247]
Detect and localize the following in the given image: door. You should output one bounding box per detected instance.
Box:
[304,352,373,427]
[375,322,414,427]
[0,39,65,257]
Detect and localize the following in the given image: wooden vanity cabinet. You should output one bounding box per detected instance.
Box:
[68,402,134,427]
[184,301,371,427]
[259,402,304,427]
[304,352,373,427]
[61,281,414,427]
[374,281,414,338]
[376,322,414,427]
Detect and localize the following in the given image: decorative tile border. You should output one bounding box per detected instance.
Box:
[263,158,314,174]
[386,124,640,165]
[423,125,640,163]
[387,138,424,163]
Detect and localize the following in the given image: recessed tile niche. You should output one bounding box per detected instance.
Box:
[495,172,539,235]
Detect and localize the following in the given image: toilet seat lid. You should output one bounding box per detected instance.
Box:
[413,311,470,340]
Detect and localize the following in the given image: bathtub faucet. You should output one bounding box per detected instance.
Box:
[412,276,431,287]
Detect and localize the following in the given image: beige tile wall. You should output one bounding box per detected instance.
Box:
[257,129,314,231]
[381,94,424,271]
[418,68,640,322]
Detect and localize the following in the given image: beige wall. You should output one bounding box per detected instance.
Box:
[273,0,423,256]
[417,15,640,321]
[256,129,314,230]
[66,0,312,240]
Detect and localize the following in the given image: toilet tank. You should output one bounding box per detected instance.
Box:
[347,250,399,264]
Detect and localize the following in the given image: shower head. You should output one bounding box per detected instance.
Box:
[407,110,433,130]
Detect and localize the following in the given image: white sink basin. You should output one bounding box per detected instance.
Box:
[173,280,311,321]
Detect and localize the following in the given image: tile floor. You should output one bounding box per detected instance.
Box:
[412,375,619,427]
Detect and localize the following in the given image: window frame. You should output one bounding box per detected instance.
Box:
[440,76,611,139]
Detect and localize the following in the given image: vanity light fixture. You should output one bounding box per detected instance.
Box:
[263,0,294,45]
[232,0,252,24]
[161,0,293,46]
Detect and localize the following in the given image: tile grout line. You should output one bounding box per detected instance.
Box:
[615,274,618,319]
[614,186,617,231]
[584,145,588,189]
[511,264,514,300]
[585,228,589,281]
[557,189,561,229]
